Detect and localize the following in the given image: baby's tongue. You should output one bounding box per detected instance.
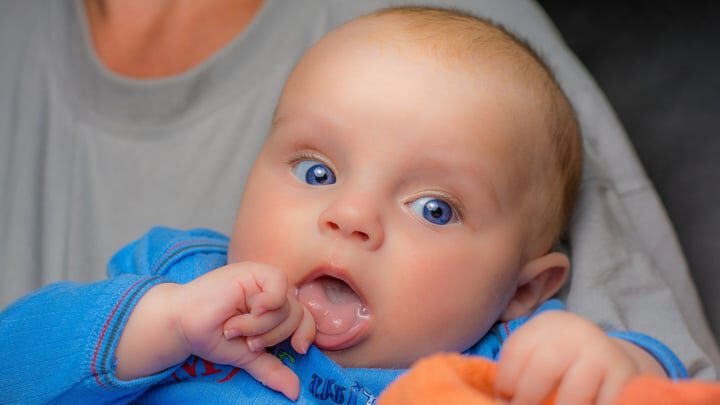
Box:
[297,276,370,350]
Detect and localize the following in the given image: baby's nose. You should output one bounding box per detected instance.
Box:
[318,195,384,250]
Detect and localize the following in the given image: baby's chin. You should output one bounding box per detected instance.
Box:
[319,332,488,369]
[320,342,417,369]
[323,350,405,369]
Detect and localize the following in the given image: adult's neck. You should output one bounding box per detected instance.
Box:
[84,0,264,79]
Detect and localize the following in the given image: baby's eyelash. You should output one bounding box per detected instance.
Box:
[434,193,465,222]
[286,151,326,166]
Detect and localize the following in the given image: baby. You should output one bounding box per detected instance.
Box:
[0,6,684,405]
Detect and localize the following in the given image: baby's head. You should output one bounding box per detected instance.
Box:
[229,7,582,368]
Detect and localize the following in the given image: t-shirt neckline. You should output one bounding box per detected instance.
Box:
[53,0,303,128]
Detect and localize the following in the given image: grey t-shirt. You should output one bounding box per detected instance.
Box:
[1,0,718,378]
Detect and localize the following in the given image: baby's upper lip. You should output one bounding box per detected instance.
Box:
[299,263,366,303]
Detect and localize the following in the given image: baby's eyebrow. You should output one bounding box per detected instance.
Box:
[269,113,288,132]
[411,156,502,216]
[455,163,502,215]
[270,110,340,136]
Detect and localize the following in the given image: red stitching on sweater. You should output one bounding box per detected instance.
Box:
[91,278,145,387]
[151,239,202,272]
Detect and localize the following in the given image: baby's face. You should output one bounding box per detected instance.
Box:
[229,20,546,368]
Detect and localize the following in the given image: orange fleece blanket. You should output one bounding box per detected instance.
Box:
[378,353,720,404]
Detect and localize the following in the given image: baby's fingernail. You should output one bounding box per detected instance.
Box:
[247,337,263,352]
[224,329,239,339]
[284,385,300,401]
[295,341,307,355]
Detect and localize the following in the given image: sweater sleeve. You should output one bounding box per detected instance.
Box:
[608,330,689,380]
[108,227,229,284]
[0,228,230,403]
[0,275,177,404]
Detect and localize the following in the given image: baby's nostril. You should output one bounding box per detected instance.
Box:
[353,231,369,242]
[325,221,369,242]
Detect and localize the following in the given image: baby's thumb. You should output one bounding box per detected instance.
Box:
[242,352,301,400]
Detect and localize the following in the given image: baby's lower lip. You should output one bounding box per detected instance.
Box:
[314,318,370,351]
[297,275,372,350]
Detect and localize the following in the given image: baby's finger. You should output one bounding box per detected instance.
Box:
[495,330,540,399]
[246,295,304,350]
[291,305,316,354]
[223,301,291,339]
[246,265,289,315]
[207,329,262,367]
[241,352,301,400]
[554,354,603,405]
[595,363,636,405]
[508,346,575,405]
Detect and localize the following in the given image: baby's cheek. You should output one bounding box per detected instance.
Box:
[371,300,495,367]
[381,271,496,355]
[232,198,296,262]
[389,253,512,351]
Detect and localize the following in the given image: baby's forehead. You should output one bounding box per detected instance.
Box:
[289,14,554,121]
[278,10,559,168]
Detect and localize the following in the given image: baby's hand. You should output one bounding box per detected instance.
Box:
[171,262,315,400]
[495,311,643,405]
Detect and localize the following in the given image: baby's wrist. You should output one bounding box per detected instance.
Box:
[612,337,667,377]
[161,283,193,360]
[116,282,189,380]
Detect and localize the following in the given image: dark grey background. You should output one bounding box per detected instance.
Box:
[537,0,720,343]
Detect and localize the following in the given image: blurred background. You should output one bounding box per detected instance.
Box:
[538,0,720,343]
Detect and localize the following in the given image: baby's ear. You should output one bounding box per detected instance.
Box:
[499,252,570,322]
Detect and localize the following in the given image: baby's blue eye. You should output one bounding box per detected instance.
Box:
[409,197,456,225]
[292,159,336,185]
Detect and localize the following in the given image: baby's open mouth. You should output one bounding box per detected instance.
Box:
[297,274,371,350]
